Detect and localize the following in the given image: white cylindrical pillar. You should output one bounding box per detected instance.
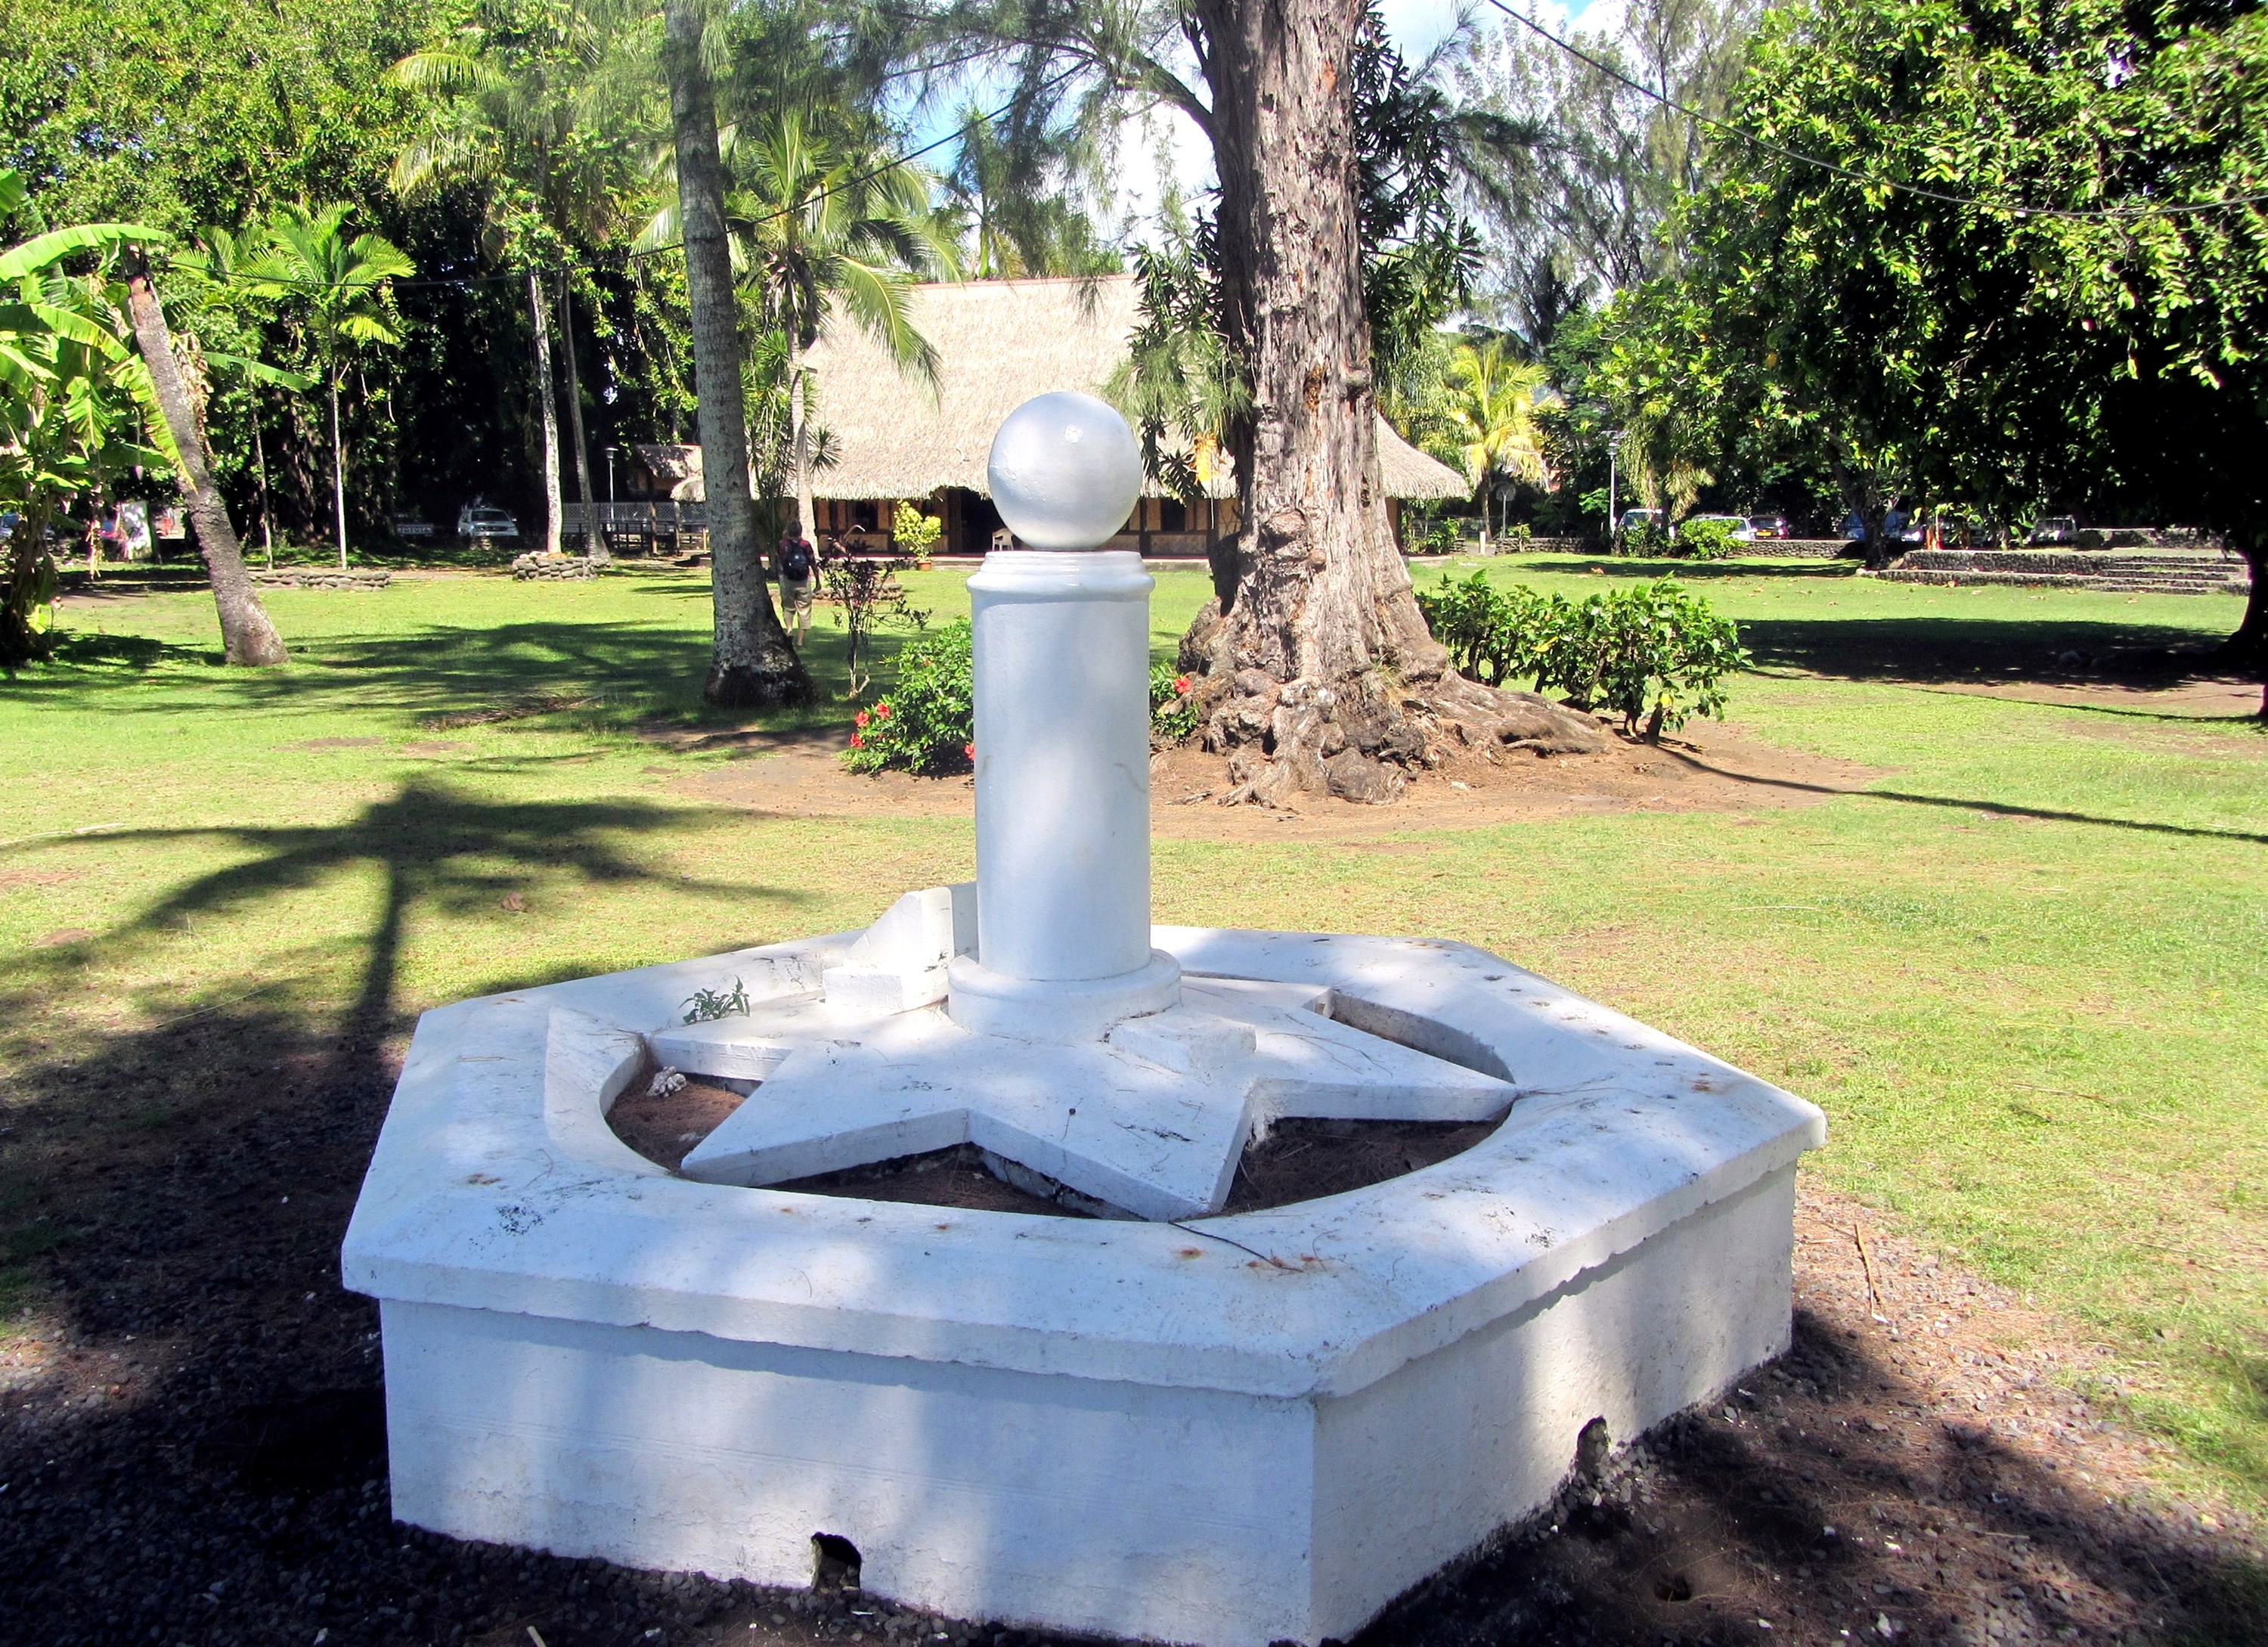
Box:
[968,550,1154,980]
[944,391,1179,1041]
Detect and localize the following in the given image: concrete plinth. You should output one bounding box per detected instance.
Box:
[344,926,1823,1647]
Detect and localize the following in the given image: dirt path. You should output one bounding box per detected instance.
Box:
[667,715,1885,842]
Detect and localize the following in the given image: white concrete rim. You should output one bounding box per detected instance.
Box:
[342,928,1826,1402]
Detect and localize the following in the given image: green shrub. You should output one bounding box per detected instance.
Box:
[891,502,942,561]
[843,619,973,774]
[1418,572,1751,741]
[1675,516,1740,560]
[1150,662,1201,740]
[1416,572,1517,685]
[841,623,1211,771]
[1408,516,1460,557]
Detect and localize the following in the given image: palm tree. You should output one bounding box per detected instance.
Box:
[743,112,956,545]
[175,225,318,569]
[244,205,414,568]
[0,198,176,665]
[1445,337,1551,550]
[389,5,639,557]
[646,107,956,544]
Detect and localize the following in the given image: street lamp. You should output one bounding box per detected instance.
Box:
[1604,428,1623,541]
[604,445,618,505]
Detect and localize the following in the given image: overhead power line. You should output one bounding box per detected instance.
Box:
[218,62,1081,293]
[1482,0,2268,222]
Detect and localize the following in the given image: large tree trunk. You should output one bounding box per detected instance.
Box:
[664,0,811,709]
[328,379,349,569]
[251,406,274,569]
[123,261,287,666]
[1182,0,1601,805]
[558,273,604,563]
[528,271,565,558]
[2224,535,2266,719]
[790,334,817,547]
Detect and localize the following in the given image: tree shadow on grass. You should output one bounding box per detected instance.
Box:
[1656,746,2268,847]
[5,614,928,741]
[1737,614,2241,688]
[1514,555,1863,582]
[0,781,803,1642]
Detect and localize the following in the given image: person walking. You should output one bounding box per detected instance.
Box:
[775,527,820,645]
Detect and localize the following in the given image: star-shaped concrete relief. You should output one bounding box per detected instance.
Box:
[656,898,1515,1221]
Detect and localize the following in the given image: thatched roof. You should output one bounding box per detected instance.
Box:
[631,442,703,501]
[801,274,1467,502]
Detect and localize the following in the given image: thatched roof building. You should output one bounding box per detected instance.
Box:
[644,275,1467,556]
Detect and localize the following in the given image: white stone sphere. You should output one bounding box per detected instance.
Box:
[986,392,1145,551]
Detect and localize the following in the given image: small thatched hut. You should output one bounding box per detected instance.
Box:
[647,274,1467,555]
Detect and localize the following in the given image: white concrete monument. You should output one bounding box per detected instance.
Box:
[345,392,1823,1647]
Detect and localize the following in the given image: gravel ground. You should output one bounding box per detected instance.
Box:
[1,1021,2259,1647]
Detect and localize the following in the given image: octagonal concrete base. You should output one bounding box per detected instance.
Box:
[343,927,1823,1647]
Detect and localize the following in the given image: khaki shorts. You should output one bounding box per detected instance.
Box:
[779,574,815,614]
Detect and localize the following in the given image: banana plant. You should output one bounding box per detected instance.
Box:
[0,171,176,665]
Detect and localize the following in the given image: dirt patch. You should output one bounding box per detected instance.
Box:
[672,715,1883,842]
[4,1016,2257,1647]
[398,740,467,757]
[781,1143,1085,1217]
[1223,1115,1499,1212]
[606,1075,749,1171]
[423,691,591,730]
[606,1081,1500,1217]
[30,926,93,947]
[0,868,78,889]
[290,736,386,749]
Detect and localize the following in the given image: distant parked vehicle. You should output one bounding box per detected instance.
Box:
[1681,513,1757,543]
[2028,515,2078,545]
[1616,508,1662,538]
[457,504,520,541]
[1747,513,1790,539]
[1842,510,1923,544]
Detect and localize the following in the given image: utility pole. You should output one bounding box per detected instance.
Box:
[1605,430,1622,544]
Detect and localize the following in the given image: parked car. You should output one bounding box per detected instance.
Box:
[1616,508,1662,537]
[1842,509,1924,544]
[2028,515,2078,545]
[1681,513,1757,543]
[1747,513,1790,539]
[457,504,521,541]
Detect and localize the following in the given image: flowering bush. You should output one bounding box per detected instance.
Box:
[1149,662,1201,741]
[841,619,974,774]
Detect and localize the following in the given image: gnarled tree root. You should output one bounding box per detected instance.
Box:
[1198,665,1610,808]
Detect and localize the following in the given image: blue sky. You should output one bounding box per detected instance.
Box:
[900,2,1613,239]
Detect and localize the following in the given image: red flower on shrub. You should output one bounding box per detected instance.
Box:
[874,701,891,719]
[849,733,865,749]
[854,710,869,729]
[964,743,975,761]
[1173,675,1192,696]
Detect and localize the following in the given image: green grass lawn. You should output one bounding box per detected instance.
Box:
[4,556,2263,1515]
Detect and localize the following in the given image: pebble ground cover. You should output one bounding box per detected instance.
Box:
[0,554,2260,1645]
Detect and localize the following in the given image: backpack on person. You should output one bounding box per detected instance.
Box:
[779,536,814,579]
